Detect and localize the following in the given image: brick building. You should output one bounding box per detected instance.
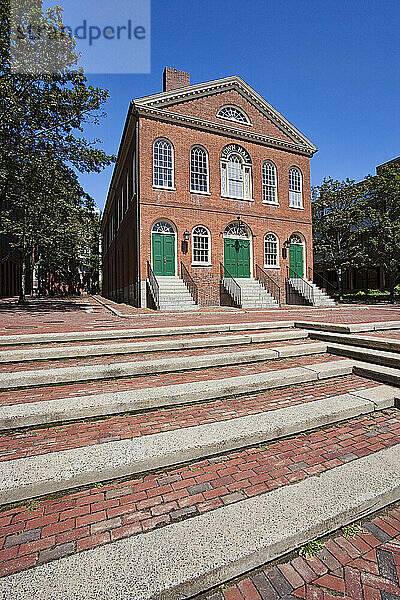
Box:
[101,68,333,309]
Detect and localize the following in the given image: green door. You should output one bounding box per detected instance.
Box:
[152,233,175,276]
[289,244,304,278]
[224,238,251,278]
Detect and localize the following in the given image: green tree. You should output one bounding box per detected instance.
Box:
[0,0,114,302]
[312,178,364,299]
[359,163,400,303]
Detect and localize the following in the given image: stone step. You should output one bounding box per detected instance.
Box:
[0,328,297,366]
[0,358,354,430]
[0,385,395,505]
[310,330,400,353]
[327,343,400,369]
[160,304,199,313]
[0,341,328,390]
[288,280,335,306]
[295,320,400,333]
[2,443,399,599]
[0,320,295,347]
[242,304,278,308]
[353,362,400,387]
[158,301,197,307]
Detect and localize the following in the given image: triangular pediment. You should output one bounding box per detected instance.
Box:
[133,76,316,152]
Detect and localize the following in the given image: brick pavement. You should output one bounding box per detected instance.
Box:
[0,375,375,461]
[0,352,344,406]
[1,297,399,592]
[0,298,399,336]
[0,406,398,578]
[198,504,400,600]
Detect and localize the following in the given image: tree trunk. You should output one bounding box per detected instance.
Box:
[388,270,396,304]
[18,256,26,304]
[336,266,343,300]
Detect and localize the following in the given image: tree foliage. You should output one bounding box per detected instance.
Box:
[0,0,114,301]
[312,177,364,297]
[312,165,400,302]
[358,163,400,302]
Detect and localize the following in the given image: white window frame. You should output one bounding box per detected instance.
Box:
[264,233,279,268]
[192,225,211,266]
[289,167,303,209]
[262,161,278,205]
[217,105,251,125]
[221,151,253,201]
[190,146,209,194]
[153,138,175,190]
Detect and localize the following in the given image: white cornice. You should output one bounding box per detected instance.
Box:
[133,76,317,152]
[133,105,316,157]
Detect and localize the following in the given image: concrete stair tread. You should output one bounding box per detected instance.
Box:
[0,385,395,505]
[0,321,296,347]
[1,443,399,599]
[223,277,279,308]
[288,279,335,306]
[0,357,353,430]
[326,342,400,369]
[309,330,400,353]
[149,276,197,311]
[0,342,328,390]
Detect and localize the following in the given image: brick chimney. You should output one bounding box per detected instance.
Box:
[163,67,190,92]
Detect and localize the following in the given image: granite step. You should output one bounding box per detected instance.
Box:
[1,443,399,599]
[0,330,308,364]
[0,359,355,430]
[0,385,395,505]
[0,342,328,390]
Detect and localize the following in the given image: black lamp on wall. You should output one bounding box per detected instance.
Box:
[282,238,290,259]
[182,229,190,254]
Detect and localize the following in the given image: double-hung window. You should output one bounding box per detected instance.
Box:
[153,139,174,188]
[262,161,278,204]
[192,226,210,265]
[289,167,303,208]
[190,147,209,193]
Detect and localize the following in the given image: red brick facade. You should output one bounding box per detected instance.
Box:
[101,70,317,307]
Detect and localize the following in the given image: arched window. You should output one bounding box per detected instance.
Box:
[192,226,211,264]
[153,139,174,189]
[152,221,175,234]
[221,144,252,200]
[289,167,303,208]
[190,146,209,193]
[217,106,251,125]
[223,222,251,239]
[262,161,278,204]
[264,233,279,268]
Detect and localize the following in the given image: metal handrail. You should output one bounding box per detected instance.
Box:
[181,262,198,304]
[308,266,337,293]
[286,265,315,305]
[147,261,159,309]
[255,264,280,306]
[220,262,241,307]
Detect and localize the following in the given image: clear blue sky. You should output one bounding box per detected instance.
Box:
[71,0,400,211]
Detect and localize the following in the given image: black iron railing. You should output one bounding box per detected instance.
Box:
[308,266,337,294]
[147,261,159,309]
[220,262,241,307]
[286,265,315,305]
[181,262,198,304]
[255,264,280,306]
